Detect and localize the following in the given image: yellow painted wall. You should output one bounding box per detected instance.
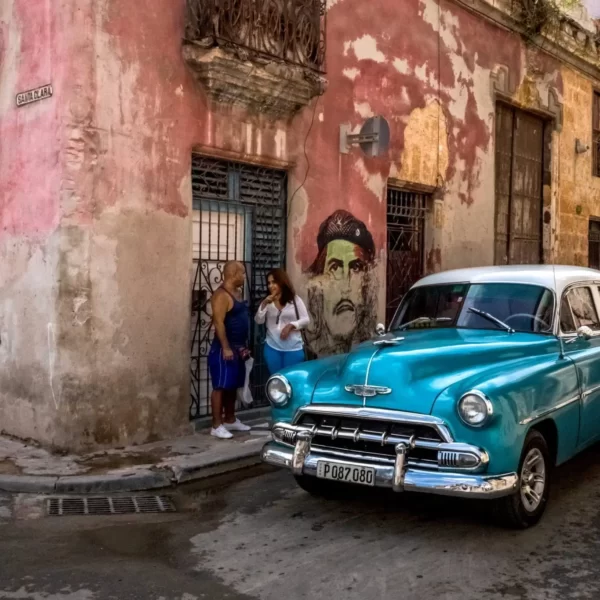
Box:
[556,68,600,266]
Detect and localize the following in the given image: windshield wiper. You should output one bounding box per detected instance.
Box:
[467,307,514,333]
[398,316,452,331]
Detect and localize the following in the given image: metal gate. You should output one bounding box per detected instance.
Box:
[494,104,544,265]
[386,188,427,325]
[190,156,287,420]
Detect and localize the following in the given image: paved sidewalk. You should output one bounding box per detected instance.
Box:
[0,420,271,495]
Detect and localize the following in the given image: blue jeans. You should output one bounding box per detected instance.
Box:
[264,344,305,375]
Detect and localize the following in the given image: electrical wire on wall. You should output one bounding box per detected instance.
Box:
[287,96,321,219]
[435,0,445,193]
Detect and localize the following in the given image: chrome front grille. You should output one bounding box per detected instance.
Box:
[296,413,443,465]
[270,407,487,473]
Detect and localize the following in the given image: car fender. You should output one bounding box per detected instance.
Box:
[431,350,580,474]
[269,353,347,423]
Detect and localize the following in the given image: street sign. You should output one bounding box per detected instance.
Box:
[16,84,53,108]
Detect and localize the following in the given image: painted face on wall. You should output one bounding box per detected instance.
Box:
[323,239,370,340]
[305,210,377,357]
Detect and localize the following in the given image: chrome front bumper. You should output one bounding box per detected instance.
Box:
[262,441,518,500]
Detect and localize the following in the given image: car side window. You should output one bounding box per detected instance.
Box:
[560,295,576,333]
[562,287,600,332]
[395,284,467,328]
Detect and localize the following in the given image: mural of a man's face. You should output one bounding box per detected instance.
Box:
[323,239,370,340]
[305,209,377,357]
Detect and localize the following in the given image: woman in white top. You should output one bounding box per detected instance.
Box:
[255,268,310,375]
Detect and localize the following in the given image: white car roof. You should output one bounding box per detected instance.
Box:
[413,265,600,296]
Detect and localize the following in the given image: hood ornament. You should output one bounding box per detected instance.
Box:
[373,336,404,346]
[345,384,392,397]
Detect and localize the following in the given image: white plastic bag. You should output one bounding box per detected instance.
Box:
[237,357,254,406]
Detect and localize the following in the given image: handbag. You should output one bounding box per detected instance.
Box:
[237,356,254,406]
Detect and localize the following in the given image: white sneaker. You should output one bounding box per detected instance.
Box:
[210,425,233,439]
[223,418,252,432]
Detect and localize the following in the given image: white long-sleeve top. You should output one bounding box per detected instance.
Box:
[254,295,310,352]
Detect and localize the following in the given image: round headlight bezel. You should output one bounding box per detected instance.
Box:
[266,375,292,407]
[458,390,493,427]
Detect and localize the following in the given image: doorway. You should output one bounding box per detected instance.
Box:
[190,155,287,420]
[494,104,545,265]
[385,187,427,325]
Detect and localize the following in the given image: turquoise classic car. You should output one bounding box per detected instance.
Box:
[261,265,600,528]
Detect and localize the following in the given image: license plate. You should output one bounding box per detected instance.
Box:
[316,461,375,486]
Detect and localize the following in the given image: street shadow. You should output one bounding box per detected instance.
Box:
[294,442,600,529]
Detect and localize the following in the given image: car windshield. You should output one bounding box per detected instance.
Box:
[390,283,554,334]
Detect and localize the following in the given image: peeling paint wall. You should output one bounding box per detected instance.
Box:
[556,68,600,265]
[292,0,530,352]
[0,0,304,450]
[1,0,599,448]
[0,0,63,445]
[0,0,197,450]
[392,101,449,188]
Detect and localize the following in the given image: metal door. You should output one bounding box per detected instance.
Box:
[386,188,427,325]
[190,156,287,420]
[494,104,544,265]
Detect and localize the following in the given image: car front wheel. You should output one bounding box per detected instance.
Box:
[494,429,551,529]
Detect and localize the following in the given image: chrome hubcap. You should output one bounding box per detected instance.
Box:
[520,448,545,512]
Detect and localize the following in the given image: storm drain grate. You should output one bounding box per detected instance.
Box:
[47,495,176,517]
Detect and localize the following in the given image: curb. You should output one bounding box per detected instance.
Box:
[0,475,59,494]
[54,469,174,495]
[0,438,268,495]
[169,443,265,485]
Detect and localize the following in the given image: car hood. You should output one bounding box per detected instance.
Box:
[310,328,558,414]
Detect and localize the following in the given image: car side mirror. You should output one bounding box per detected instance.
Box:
[375,323,386,336]
[577,325,596,340]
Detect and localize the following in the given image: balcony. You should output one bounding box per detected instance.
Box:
[183,0,327,117]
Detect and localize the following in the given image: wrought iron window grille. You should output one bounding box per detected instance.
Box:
[386,188,428,326]
[185,0,327,73]
[190,155,287,420]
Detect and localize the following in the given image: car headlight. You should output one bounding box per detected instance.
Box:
[266,375,291,407]
[458,391,493,427]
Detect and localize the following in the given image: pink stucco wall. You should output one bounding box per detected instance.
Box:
[0,0,66,444]
[0,0,568,449]
[0,1,62,235]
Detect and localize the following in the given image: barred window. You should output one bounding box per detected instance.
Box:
[589,219,600,269]
[593,92,600,177]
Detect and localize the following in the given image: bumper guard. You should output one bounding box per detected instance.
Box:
[262,440,518,500]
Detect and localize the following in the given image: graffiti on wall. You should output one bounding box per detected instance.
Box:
[304,210,378,357]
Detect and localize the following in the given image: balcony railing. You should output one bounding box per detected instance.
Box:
[185,0,326,73]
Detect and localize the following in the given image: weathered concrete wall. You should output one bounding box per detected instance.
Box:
[0,0,596,448]
[556,67,600,265]
[1,0,301,450]
[48,0,195,449]
[0,0,194,450]
[293,0,556,356]
[0,0,63,444]
[88,0,567,366]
